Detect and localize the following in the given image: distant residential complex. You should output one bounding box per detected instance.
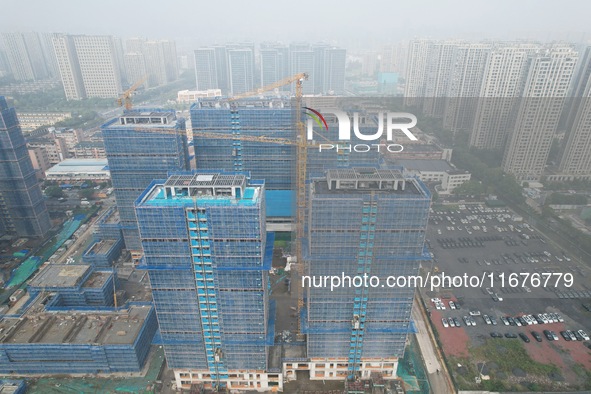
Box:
[123,37,179,87]
[15,112,71,134]
[404,40,590,181]
[194,42,346,95]
[1,32,57,81]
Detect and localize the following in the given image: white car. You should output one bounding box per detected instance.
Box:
[449,301,456,310]
[578,330,590,341]
[442,318,449,328]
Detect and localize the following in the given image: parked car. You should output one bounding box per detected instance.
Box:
[531,331,543,342]
[442,318,449,328]
[543,330,554,341]
[490,332,503,338]
[505,333,518,338]
[519,333,531,343]
[560,331,571,341]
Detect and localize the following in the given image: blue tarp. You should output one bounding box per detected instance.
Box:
[265,190,294,218]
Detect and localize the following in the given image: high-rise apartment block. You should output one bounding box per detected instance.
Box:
[0,96,51,237]
[136,172,279,391]
[52,34,122,100]
[469,44,537,150]
[558,46,591,179]
[1,32,56,81]
[260,43,290,87]
[101,110,189,254]
[123,38,179,87]
[502,46,578,181]
[304,168,430,380]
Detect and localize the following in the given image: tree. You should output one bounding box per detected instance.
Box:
[79,188,95,200]
[452,180,486,196]
[45,186,65,198]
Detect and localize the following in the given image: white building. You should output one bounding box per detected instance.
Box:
[177,89,222,103]
[396,159,471,192]
[502,46,578,181]
[470,44,540,150]
[52,34,122,100]
[45,159,110,182]
[558,47,591,179]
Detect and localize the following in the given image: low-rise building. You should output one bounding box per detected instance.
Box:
[0,302,156,374]
[72,140,106,159]
[27,264,117,307]
[45,158,110,182]
[27,146,51,179]
[395,159,471,193]
[17,112,71,134]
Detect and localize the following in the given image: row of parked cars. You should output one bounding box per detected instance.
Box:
[492,329,590,343]
[431,298,457,310]
[501,312,563,326]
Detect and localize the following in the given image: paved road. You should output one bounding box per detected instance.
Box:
[412,298,455,394]
[55,208,103,264]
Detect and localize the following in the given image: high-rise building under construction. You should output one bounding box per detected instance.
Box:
[303,168,431,380]
[135,172,278,391]
[101,110,189,254]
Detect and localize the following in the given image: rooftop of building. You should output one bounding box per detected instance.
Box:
[0,380,24,394]
[396,159,454,172]
[0,304,152,346]
[74,140,105,148]
[45,159,109,174]
[314,168,429,197]
[102,108,181,130]
[86,239,117,255]
[192,97,293,110]
[139,172,263,208]
[28,264,91,288]
[82,270,110,288]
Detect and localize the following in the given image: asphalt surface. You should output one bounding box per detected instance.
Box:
[421,202,591,386]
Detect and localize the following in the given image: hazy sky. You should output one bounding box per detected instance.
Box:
[1,0,590,50]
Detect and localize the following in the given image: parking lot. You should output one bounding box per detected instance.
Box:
[421,203,591,390]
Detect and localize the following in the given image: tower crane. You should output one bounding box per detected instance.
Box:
[117,76,148,110]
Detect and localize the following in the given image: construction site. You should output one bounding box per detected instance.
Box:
[0,303,157,374]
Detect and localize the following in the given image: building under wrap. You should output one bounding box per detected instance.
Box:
[0,303,157,374]
[101,110,189,255]
[302,168,431,381]
[135,171,281,391]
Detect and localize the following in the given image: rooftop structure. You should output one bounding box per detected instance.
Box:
[44,158,110,182]
[0,380,25,394]
[28,264,116,307]
[28,264,91,288]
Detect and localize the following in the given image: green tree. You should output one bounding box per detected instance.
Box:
[45,186,65,198]
[452,180,486,196]
[79,188,95,200]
